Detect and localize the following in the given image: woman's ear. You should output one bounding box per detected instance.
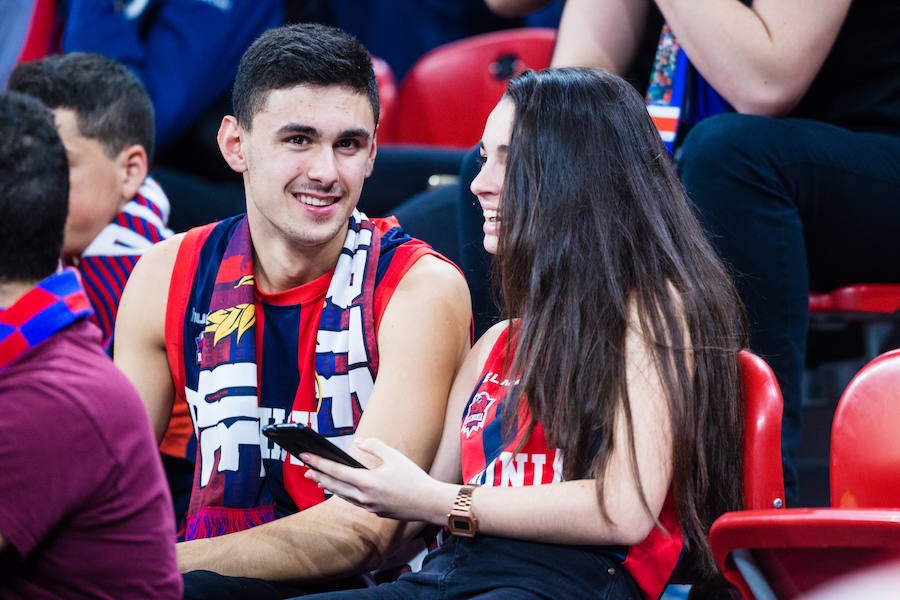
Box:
[218,115,248,173]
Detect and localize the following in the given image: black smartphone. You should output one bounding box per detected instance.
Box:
[262,422,366,469]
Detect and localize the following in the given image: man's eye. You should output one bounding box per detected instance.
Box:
[288,135,310,145]
[336,138,361,150]
[477,153,487,166]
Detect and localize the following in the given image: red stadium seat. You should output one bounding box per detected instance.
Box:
[384,28,556,148]
[738,351,786,512]
[371,56,398,143]
[830,349,900,509]
[711,349,900,598]
[670,351,785,588]
[809,284,900,314]
[711,509,900,598]
[808,283,900,361]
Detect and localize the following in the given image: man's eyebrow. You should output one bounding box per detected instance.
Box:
[276,123,319,138]
[339,127,372,141]
[274,124,371,142]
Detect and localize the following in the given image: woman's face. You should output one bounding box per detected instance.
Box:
[470,97,514,255]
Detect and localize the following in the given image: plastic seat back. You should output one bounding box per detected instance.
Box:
[371,56,398,143]
[386,28,556,148]
[831,349,900,508]
[738,350,786,510]
[711,350,900,598]
[809,283,900,313]
[670,351,785,589]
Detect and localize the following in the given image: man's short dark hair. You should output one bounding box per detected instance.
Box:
[0,92,69,282]
[8,52,155,158]
[232,23,379,130]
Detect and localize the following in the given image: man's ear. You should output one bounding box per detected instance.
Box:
[119,144,148,207]
[218,116,247,173]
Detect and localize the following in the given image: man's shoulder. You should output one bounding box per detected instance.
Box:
[1,321,142,414]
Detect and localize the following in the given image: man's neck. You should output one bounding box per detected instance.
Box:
[0,280,40,309]
[251,232,347,294]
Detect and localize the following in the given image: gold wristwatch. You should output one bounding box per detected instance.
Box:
[447,484,478,537]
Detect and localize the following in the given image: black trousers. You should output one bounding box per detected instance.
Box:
[296,535,640,600]
[677,113,900,506]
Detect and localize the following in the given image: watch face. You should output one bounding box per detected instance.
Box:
[449,516,476,537]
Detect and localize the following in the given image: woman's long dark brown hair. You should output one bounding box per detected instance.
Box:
[494,68,747,578]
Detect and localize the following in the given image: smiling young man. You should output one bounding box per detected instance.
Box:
[114,23,472,598]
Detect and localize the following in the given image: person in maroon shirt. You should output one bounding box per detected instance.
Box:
[0,90,181,599]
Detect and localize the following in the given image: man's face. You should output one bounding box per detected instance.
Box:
[234,84,377,259]
[53,108,130,259]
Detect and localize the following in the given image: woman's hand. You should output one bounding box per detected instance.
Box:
[302,438,458,525]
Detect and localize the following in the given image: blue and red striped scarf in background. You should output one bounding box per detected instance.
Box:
[75,176,172,353]
[0,268,93,371]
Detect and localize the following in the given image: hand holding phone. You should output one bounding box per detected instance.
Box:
[262,422,366,469]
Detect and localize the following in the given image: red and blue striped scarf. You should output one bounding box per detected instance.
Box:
[76,176,172,352]
[186,210,381,538]
[0,268,93,371]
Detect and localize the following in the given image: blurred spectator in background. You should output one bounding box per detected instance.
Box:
[0,1,35,89]
[56,0,286,231]
[8,51,173,355]
[3,1,283,232]
[57,0,283,154]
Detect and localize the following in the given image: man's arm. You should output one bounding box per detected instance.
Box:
[114,234,183,442]
[484,0,557,18]
[175,255,472,581]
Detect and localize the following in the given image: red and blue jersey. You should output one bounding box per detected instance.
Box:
[459,354,563,488]
[162,214,440,539]
[459,325,683,600]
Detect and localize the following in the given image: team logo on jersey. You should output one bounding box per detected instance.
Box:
[461,392,497,438]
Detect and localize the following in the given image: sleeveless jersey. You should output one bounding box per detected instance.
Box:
[459,325,683,600]
[162,214,440,539]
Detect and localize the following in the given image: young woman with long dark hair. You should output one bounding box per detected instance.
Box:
[298,67,747,599]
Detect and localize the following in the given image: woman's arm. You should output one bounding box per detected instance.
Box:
[551,0,653,72]
[304,305,675,547]
[484,0,558,18]
[654,0,852,115]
